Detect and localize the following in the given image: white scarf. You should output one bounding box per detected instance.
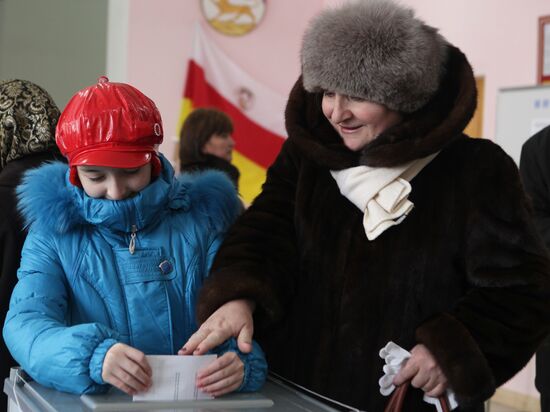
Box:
[330,152,438,240]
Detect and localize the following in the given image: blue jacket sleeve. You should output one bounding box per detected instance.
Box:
[2,229,120,394]
[212,338,268,392]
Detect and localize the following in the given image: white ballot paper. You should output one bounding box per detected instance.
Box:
[133,355,217,401]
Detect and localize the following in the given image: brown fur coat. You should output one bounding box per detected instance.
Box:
[197,46,550,411]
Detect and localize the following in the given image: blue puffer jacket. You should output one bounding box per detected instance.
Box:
[3,155,267,394]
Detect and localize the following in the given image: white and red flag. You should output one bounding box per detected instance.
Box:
[178,25,287,204]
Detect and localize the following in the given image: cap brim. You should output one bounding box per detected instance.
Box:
[71,150,153,168]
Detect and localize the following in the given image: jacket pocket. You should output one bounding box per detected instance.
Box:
[113,248,176,284]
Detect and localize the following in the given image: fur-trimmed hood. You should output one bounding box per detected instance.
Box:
[286,44,477,169]
[16,154,239,235]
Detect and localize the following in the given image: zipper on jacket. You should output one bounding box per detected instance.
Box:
[129,225,137,255]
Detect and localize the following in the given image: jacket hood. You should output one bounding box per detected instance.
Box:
[17,154,239,235]
[285,45,477,169]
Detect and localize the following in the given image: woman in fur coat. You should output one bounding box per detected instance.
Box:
[180,1,550,411]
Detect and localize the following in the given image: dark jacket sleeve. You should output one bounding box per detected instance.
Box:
[519,125,550,394]
[520,126,550,248]
[0,191,23,380]
[196,141,300,325]
[416,142,550,407]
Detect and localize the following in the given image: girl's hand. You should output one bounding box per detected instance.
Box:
[102,343,152,395]
[179,299,255,355]
[393,344,448,397]
[196,352,244,397]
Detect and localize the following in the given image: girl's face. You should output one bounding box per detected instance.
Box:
[202,133,235,162]
[321,92,402,151]
[77,163,152,200]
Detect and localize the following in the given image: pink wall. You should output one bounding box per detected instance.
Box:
[401,0,550,142]
[126,0,323,160]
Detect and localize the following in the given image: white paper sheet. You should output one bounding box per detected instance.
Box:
[133,355,217,401]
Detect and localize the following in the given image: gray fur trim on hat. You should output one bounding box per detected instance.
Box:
[301,0,448,113]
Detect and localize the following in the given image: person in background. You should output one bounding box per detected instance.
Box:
[179,108,240,190]
[180,1,550,411]
[0,79,64,410]
[520,124,550,412]
[3,77,267,396]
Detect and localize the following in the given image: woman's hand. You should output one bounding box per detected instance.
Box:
[196,352,244,397]
[179,299,255,355]
[393,344,448,397]
[102,343,152,395]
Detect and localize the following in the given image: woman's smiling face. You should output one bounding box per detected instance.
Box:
[321,91,403,152]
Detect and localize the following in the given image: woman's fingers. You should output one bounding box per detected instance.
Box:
[180,324,231,355]
[425,382,447,397]
[236,322,253,353]
[180,300,255,355]
[393,358,417,386]
[410,371,429,390]
[393,344,448,395]
[422,369,447,394]
[179,328,210,355]
[194,329,229,355]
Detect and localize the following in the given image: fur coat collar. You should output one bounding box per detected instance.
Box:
[285,45,477,168]
[16,154,238,235]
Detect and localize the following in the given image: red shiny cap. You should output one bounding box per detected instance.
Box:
[56,76,163,169]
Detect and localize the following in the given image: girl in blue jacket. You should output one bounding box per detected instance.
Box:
[2,77,266,396]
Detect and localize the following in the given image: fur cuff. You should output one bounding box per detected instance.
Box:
[415,313,495,407]
[197,270,283,325]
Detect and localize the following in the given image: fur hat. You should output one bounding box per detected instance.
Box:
[301,0,448,113]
